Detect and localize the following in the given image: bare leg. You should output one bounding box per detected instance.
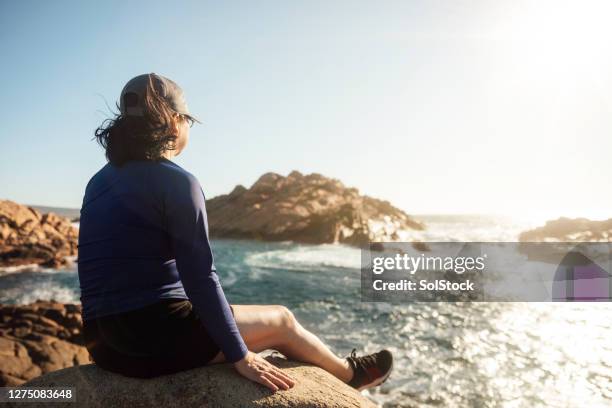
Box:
[208,304,354,383]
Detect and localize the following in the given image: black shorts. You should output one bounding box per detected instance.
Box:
[82,298,229,378]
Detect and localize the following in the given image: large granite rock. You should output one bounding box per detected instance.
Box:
[519,217,612,242]
[0,200,78,267]
[207,171,424,246]
[16,358,374,408]
[0,301,89,386]
[1,303,376,407]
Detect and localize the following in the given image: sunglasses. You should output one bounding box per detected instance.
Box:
[182,115,196,128]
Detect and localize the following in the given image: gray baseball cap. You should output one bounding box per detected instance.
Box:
[119,73,199,122]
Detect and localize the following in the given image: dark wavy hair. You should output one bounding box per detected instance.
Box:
[94,77,189,166]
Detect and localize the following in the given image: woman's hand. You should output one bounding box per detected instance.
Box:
[234,351,297,392]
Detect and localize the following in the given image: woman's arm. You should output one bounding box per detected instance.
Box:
[163,171,248,363]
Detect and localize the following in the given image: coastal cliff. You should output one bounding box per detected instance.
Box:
[0,200,77,267]
[207,170,424,246]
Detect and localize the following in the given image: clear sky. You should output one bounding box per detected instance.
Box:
[1,0,611,221]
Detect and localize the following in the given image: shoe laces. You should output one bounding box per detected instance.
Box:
[348,348,378,377]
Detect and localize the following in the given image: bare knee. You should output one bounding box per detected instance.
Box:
[275,305,297,332]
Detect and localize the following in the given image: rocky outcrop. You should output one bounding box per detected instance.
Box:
[0,200,78,267]
[17,358,375,408]
[519,217,612,242]
[0,301,89,386]
[207,171,424,246]
[1,302,375,407]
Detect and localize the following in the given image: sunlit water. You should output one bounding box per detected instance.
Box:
[1,215,610,407]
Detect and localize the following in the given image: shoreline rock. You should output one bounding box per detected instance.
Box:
[1,302,375,407]
[207,170,424,246]
[16,358,375,408]
[0,301,89,386]
[0,200,78,267]
[519,217,612,242]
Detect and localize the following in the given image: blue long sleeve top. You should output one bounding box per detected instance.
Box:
[77,158,248,363]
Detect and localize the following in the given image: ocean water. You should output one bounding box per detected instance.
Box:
[1,215,611,407]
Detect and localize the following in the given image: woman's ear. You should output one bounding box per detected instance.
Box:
[171,114,181,136]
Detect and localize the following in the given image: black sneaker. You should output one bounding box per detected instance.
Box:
[346,348,393,391]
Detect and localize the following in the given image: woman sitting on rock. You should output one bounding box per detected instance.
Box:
[78,73,393,392]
